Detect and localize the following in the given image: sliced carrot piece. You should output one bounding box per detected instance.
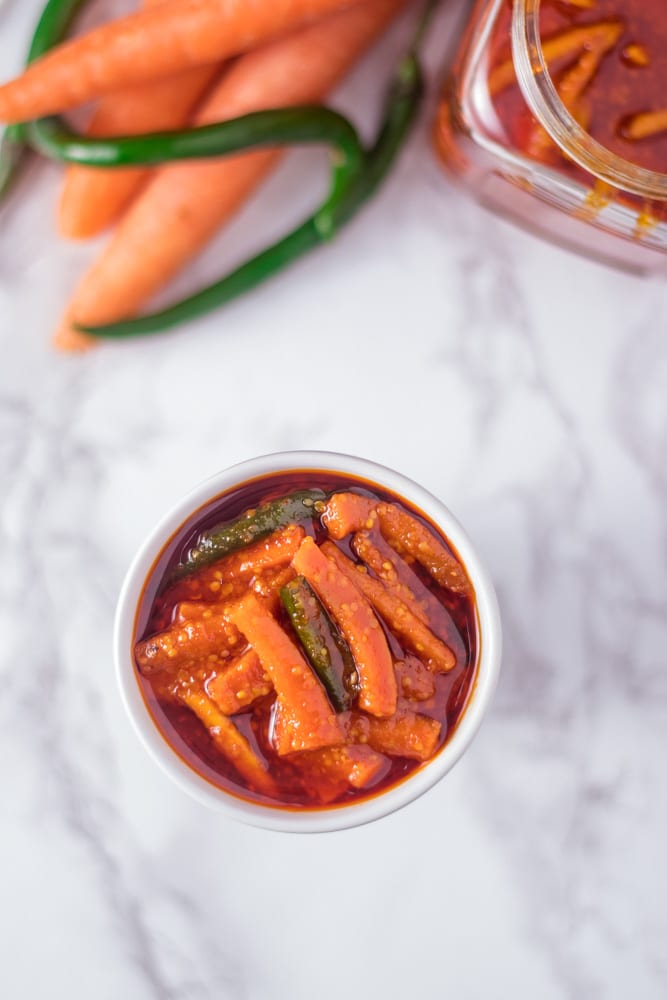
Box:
[395,655,436,703]
[293,745,387,791]
[225,592,343,755]
[159,525,304,608]
[321,492,378,540]
[322,543,456,673]
[135,606,243,674]
[376,503,470,595]
[349,710,441,762]
[180,687,275,795]
[352,526,467,662]
[292,536,397,717]
[207,649,272,715]
[489,21,623,96]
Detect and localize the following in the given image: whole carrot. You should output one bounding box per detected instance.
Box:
[55,0,403,350]
[0,0,363,124]
[58,0,221,239]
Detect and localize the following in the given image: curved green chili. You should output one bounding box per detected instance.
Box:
[78,7,430,339]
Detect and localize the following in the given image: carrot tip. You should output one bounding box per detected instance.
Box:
[53,315,96,353]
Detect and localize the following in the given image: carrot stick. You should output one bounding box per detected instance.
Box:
[292,745,386,793]
[59,63,220,239]
[352,526,467,662]
[622,108,667,141]
[321,492,378,539]
[225,592,344,755]
[54,0,404,350]
[376,503,471,595]
[180,687,275,794]
[322,542,456,673]
[207,648,273,714]
[160,525,305,609]
[135,605,243,674]
[395,655,436,703]
[352,526,430,624]
[0,0,369,124]
[292,536,397,717]
[349,709,441,762]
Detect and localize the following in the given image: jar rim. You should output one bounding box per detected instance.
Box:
[511,0,667,201]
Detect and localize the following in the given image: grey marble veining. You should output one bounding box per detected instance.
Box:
[1,3,666,998]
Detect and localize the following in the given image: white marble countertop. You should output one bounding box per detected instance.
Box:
[1,3,666,998]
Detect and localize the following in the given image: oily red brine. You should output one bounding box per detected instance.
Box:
[489,0,667,175]
[133,470,479,810]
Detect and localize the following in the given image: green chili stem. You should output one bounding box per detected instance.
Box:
[79,6,431,340]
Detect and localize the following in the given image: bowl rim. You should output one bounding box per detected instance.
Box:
[114,450,502,833]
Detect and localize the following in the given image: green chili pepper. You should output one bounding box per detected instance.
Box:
[2,0,438,335]
[281,576,355,712]
[77,2,433,339]
[181,490,326,574]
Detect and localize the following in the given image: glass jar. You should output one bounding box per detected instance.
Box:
[435,0,667,274]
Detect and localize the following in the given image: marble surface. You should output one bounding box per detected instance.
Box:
[1,2,667,998]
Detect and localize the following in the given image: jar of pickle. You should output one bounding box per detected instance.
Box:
[435,0,667,273]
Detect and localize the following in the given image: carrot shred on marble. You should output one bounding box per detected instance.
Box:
[180,687,275,794]
[292,536,397,718]
[322,542,456,673]
[225,592,344,755]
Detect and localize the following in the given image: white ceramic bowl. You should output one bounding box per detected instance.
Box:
[115,451,501,833]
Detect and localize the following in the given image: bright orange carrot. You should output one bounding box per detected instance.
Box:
[352,526,467,662]
[135,605,243,673]
[292,744,386,797]
[395,655,436,703]
[349,709,441,762]
[59,63,220,239]
[160,524,305,607]
[321,492,378,539]
[376,504,471,595]
[292,536,397,717]
[58,0,221,239]
[0,0,365,124]
[226,593,343,755]
[207,648,273,714]
[54,0,404,350]
[322,542,456,673]
[180,687,275,794]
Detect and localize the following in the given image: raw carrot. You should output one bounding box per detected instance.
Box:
[376,503,471,595]
[349,709,441,762]
[135,605,243,674]
[207,648,273,714]
[53,0,404,350]
[225,592,344,755]
[180,687,275,794]
[321,492,377,539]
[292,536,397,717]
[0,0,365,124]
[322,542,456,673]
[59,63,220,239]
